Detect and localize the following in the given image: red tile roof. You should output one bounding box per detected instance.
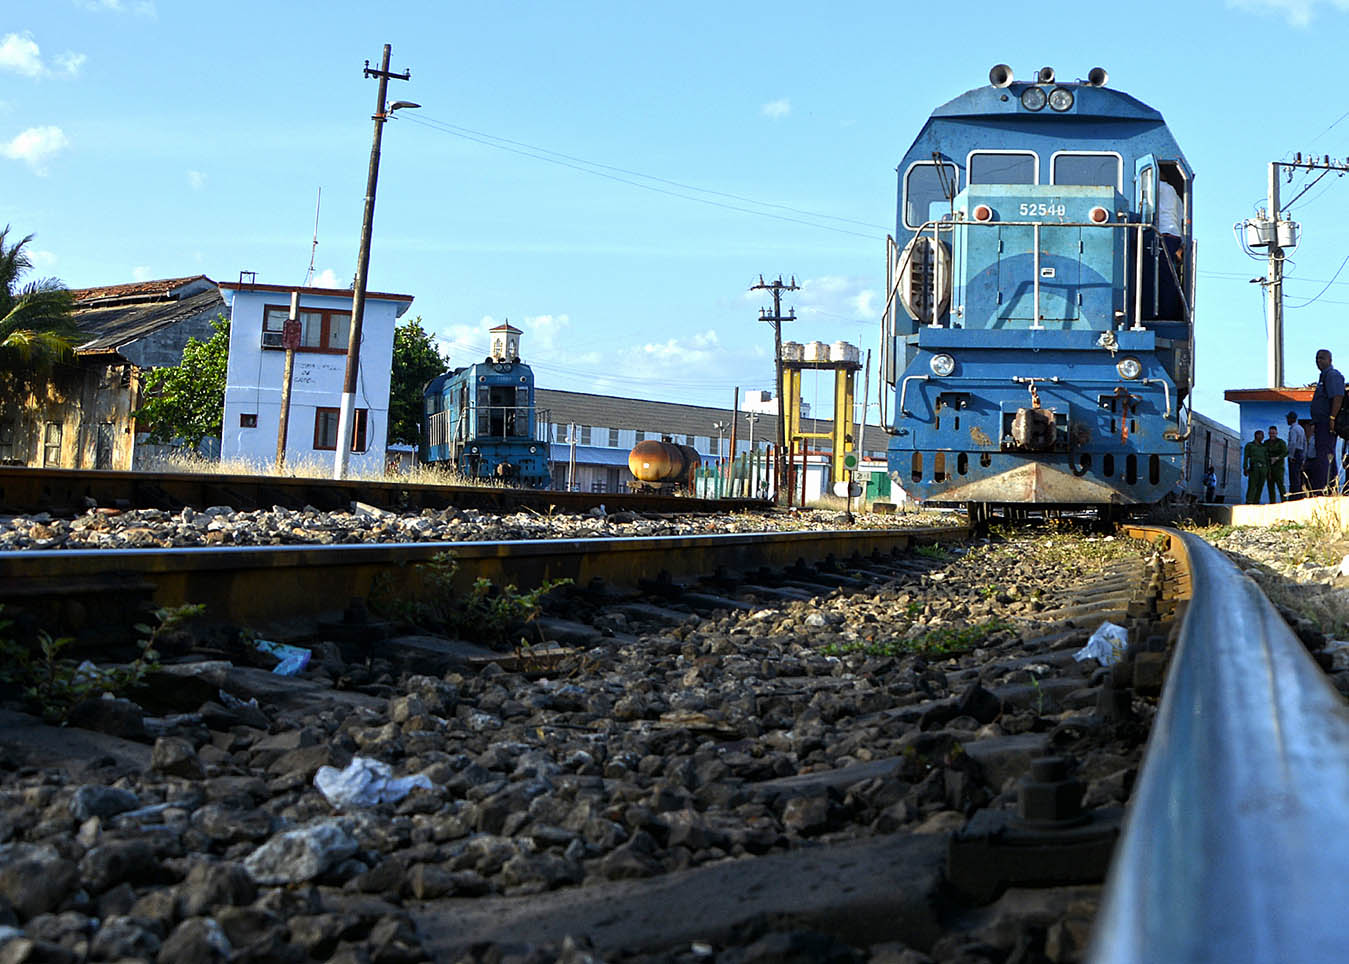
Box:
[1223,387,1315,402]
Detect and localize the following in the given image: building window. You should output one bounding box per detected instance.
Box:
[0,421,15,462]
[263,305,352,354]
[313,407,367,451]
[578,425,591,445]
[635,430,646,442]
[608,427,620,447]
[240,414,257,428]
[43,422,62,466]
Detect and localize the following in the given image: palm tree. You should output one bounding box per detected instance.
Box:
[0,226,80,372]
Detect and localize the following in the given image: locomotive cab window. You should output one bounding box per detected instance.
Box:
[903,161,959,229]
[967,150,1037,185]
[1051,151,1122,189]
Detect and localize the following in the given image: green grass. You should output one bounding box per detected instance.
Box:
[823,617,1012,659]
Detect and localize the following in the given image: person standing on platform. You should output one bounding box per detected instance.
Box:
[1244,430,1270,504]
[1309,349,1344,494]
[1265,425,1288,503]
[1286,411,1307,499]
[1203,464,1218,503]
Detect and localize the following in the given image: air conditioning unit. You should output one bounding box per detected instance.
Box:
[261,330,283,348]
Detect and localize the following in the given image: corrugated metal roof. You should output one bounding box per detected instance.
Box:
[534,388,885,452]
[73,287,226,353]
[70,275,214,303]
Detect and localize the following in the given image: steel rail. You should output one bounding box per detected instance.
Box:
[0,526,967,628]
[1092,527,1349,963]
[0,466,764,517]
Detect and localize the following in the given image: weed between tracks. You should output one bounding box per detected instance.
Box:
[824,617,1015,659]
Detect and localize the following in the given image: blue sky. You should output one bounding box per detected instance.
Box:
[5,0,1349,430]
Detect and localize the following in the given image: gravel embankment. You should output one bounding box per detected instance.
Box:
[0,529,1155,963]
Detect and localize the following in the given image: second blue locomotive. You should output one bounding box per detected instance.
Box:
[883,65,1195,513]
[422,322,552,487]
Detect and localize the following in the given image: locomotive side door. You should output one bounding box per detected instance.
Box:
[1133,155,1157,322]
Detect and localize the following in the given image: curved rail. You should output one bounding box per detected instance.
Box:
[1092,528,1349,963]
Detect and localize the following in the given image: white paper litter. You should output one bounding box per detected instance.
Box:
[314,757,432,809]
[1074,621,1129,666]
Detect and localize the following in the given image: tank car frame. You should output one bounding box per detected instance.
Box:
[882,65,1197,514]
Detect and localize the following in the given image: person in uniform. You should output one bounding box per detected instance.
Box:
[1309,349,1344,494]
[1265,425,1288,504]
[1156,177,1185,319]
[1203,464,1218,503]
[1286,411,1307,499]
[1244,430,1269,504]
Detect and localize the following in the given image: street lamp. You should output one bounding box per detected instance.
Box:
[712,420,729,462]
[743,411,760,451]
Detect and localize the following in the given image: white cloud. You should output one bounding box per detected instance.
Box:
[1,126,70,174]
[30,249,57,269]
[308,268,344,288]
[760,98,791,120]
[796,274,878,323]
[53,51,85,77]
[187,169,206,190]
[132,265,151,282]
[76,0,157,15]
[437,312,581,365]
[629,330,721,364]
[0,33,43,78]
[1228,0,1349,24]
[0,33,86,79]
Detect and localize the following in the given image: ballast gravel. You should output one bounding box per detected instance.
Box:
[0,503,958,551]
[0,528,1157,963]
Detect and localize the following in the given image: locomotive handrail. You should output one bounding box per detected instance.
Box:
[1090,529,1349,963]
[899,374,929,416]
[1138,377,1171,418]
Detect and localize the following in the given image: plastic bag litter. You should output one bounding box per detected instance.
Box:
[314,757,432,810]
[254,639,311,676]
[1074,621,1129,666]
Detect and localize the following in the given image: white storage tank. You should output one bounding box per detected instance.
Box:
[804,341,829,361]
[831,341,860,363]
[781,341,804,361]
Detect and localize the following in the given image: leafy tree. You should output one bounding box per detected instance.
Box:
[0,225,80,373]
[135,315,230,448]
[389,315,449,448]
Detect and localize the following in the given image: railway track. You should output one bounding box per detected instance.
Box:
[0,465,764,517]
[0,522,1342,962]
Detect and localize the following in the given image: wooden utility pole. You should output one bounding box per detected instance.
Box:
[276,291,300,468]
[750,275,798,496]
[335,44,413,479]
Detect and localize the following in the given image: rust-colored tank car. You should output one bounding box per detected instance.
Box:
[628,440,701,492]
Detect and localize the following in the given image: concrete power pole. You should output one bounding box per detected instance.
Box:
[1267,162,1284,389]
[1251,153,1347,388]
[750,275,798,494]
[334,44,413,479]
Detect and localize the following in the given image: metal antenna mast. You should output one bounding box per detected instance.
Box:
[304,187,322,287]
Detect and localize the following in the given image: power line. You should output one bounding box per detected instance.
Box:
[1286,251,1349,309]
[400,113,883,241]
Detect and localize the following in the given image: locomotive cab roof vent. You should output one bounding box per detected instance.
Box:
[1086,66,1109,87]
[989,64,1014,88]
[1037,66,1056,84]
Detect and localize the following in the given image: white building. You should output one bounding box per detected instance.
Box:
[218,279,414,471]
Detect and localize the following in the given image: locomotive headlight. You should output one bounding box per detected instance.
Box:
[1117,356,1143,379]
[1020,87,1047,111]
[529,446,537,454]
[930,353,956,377]
[1048,87,1075,111]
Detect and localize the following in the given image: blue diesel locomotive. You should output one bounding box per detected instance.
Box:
[882,65,1195,518]
[422,323,552,487]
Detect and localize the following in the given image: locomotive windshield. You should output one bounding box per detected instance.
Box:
[1052,152,1122,188]
[968,151,1036,184]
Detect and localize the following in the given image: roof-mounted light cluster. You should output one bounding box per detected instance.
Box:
[988,64,1108,113]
